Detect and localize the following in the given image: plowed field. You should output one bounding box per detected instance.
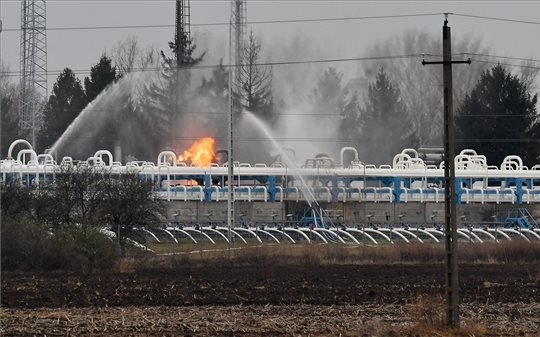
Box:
[2,264,540,336]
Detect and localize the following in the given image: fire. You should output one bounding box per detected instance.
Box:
[177,137,216,167]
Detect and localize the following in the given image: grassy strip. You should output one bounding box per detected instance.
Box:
[134,240,540,271]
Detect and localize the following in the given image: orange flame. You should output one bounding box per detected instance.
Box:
[177,137,216,167]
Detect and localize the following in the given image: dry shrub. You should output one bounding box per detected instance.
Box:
[407,323,490,337]
[113,257,137,273]
[409,295,446,327]
[406,295,491,337]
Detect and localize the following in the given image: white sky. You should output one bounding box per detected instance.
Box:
[1,0,540,90]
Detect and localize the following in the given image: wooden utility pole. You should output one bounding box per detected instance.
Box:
[422,15,470,328]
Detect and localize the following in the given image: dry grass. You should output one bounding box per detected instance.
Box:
[139,240,540,270]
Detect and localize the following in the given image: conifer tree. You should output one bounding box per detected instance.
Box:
[38,68,86,152]
[360,68,418,164]
[456,64,539,166]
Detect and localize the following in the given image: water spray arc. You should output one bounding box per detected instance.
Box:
[19,0,48,148]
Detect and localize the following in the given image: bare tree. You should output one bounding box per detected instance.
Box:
[237,30,273,121]
[519,59,540,92]
[111,36,160,76]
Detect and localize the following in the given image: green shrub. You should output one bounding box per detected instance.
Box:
[1,218,119,272]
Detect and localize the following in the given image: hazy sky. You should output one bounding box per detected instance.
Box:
[2,0,540,89]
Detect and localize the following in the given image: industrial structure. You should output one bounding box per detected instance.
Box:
[174,0,191,68]
[3,139,540,229]
[230,0,247,109]
[19,0,48,148]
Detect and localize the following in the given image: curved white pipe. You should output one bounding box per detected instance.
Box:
[313,227,345,243]
[340,147,359,167]
[157,151,177,166]
[202,227,230,243]
[417,228,440,242]
[298,227,328,243]
[249,228,280,243]
[332,228,360,244]
[16,149,38,164]
[459,229,483,243]
[140,228,160,242]
[215,227,248,244]
[166,227,198,243]
[283,227,311,243]
[159,228,179,243]
[456,229,473,242]
[346,228,379,245]
[521,229,540,241]
[7,139,32,160]
[377,228,408,243]
[233,227,262,243]
[183,228,215,244]
[394,228,422,243]
[500,228,530,242]
[471,228,497,242]
[364,228,394,243]
[94,150,114,165]
[264,228,295,243]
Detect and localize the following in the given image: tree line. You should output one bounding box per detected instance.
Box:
[1,166,163,271]
[1,29,539,166]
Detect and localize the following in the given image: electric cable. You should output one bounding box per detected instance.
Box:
[1,12,445,32]
[0,53,422,77]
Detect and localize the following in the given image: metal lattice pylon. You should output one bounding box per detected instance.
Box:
[230,0,247,109]
[175,0,191,67]
[19,0,47,147]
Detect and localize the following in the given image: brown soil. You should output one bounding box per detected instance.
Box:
[2,264,540,336]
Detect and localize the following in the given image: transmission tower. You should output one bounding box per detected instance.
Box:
[19,0,47,148]
[230,0,247,108]
[175,0,191,68]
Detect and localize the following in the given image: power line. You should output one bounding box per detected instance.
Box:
[1,12,444,32]
[3,51,539,78]
[456,53,540,64]
[471,59,540,70]
[452,13,540,26]
[0,53,421,77]
[4,12,540,33]
[5,105,534,118]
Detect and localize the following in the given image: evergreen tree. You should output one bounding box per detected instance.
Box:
[339,92,362,141]
[1,78,20,158]
[197,60,229,143]
[360,68,418,164]
[83,55,120,151]
[312,67,363,159]
[38,68,86,152]
[198,59,228,109]
[84,55,119,103]
[456,64,539,167]
[312,67,347,115]
[141,30,204,151]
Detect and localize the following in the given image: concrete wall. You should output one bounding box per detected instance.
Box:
[165,201,540,226]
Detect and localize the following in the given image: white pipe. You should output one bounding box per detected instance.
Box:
[339,147,359,167]
[7,139,32,160]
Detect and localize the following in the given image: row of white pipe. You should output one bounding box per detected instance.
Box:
[132,226,540,248]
